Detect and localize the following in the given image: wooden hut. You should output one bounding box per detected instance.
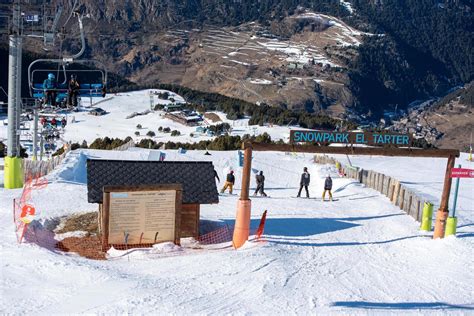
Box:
[86,159,219,238]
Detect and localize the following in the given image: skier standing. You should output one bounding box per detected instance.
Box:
[297,167,310,198]
[322,175,333,201]
[253,171,267,197]
[221,170,235,194]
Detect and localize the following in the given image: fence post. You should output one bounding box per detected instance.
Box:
[392,180,400,204]
[399,187,405,209]
[378,174,384,192]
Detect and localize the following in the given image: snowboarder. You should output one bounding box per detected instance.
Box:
[322,175,333,201]
[253,171,267,197]
[297,167,310,198]
[67,74,80,108]
[221,170,235,194]
[43,73,57,106]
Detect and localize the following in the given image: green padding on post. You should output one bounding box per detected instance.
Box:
[445,217,457,237]
[420,202,433,231]
[4,156,24,189]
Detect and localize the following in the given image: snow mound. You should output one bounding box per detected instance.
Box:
[150,242,183,253]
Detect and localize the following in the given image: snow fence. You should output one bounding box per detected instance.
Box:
[315,155,427,222]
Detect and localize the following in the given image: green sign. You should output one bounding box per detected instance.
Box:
[290,130,412,146]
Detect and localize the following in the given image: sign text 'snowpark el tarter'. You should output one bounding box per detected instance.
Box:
[290,130,412,147]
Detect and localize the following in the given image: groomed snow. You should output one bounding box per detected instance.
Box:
[1,147,473,314]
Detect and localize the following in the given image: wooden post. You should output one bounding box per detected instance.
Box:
[399,187,405,209]
[433,155,456,239]
[240,143,253,201]
[392,180,401,204]
[233,142,253,249]
[101,192,110,252]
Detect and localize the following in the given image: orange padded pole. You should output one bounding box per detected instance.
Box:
[233,200,251,249]
[233,142,253,249]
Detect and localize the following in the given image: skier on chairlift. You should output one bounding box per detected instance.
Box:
[43,73,57,107]
[68,74,80,108]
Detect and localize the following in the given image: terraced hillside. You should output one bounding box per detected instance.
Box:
[117,11,367,116]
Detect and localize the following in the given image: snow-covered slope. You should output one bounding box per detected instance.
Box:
[0,89,296,151]
[1,148,473,314]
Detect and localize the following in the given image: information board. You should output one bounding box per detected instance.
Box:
[102,185,182,249]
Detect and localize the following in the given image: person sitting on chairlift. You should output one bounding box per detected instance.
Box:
[68,74,80,108]
[43,73,57,107]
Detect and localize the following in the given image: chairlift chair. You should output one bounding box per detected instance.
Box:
[27,9,107,108]
[28,58,108,109]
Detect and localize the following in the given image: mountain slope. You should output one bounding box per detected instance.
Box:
[2,0,473,121]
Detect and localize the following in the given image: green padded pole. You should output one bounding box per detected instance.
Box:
[420,202,434,231]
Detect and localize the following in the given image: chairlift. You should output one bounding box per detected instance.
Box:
[27,12,108,108]
[28,59,108,106]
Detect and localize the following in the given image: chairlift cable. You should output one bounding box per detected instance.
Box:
[62,0,79,29]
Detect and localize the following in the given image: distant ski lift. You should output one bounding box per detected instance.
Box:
[28,58,108,104]
[25,15,39,23]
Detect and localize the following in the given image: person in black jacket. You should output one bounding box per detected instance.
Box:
[67,74,80,107]
[253,171,267,197]
[297,167,310,198]
[322,175,333,201]
[221,170,235,194]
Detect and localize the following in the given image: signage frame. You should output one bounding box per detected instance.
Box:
[101,184,182,251]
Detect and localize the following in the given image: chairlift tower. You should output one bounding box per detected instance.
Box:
[1,0,61,188]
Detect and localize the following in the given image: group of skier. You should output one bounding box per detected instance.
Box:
[219,167,333,201]
[42,73,80,108]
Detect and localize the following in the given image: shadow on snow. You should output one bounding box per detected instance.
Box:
[332,301,474,310]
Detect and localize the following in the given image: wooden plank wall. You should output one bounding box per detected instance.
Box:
[314,155,427,222]
[181,204,200,238]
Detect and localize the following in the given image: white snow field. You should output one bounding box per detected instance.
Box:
[0,90,295,149]
[1,147,473,314]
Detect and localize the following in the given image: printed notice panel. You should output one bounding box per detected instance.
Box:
[109,190,176,244]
